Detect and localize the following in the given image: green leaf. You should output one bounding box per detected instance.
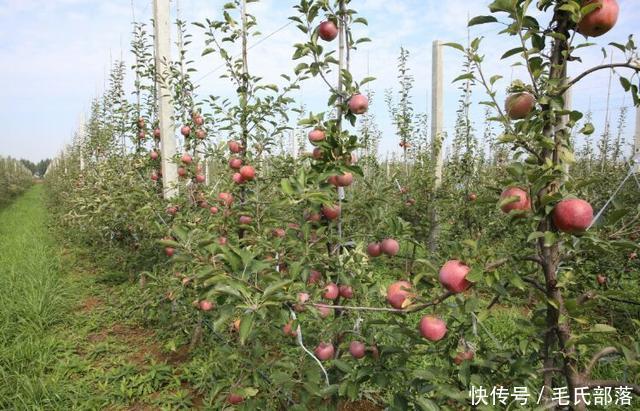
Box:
[501,47,525,59]
[443,42,464,52]
[468,15,498,27]
[239,312,254,345]
[590,324,617,333]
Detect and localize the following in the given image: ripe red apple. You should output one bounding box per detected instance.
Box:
[454,350,475,365]
[327,175,339,187]
[165,247,175,257]
[229,157,243,169]
[153,128,161,139]
[386,281,413,309]
[194,115,204,126]
[306,212,322,223]
[166,206,178,215]
[297,292,310,304]
[552,198,594,234]
[273,228,286,238]
[195,174,205,183]
[314,342,335,361]
[218,192,234,206]
[336,172,353,187]
[349,341,366,359]
[317,305,332,318]
[226,393,243,405]
[228,140,242,153]
[630,252,638,260]
[209,206,219,215]
[151,171,159,181]
[596,274,607,285]
[199,300,214,311]
[180,125,191,137]
[177,167,187,177]
[218,236,228,246]
[232,173,245,184]
[308,128,326,143]
[195,129,206,139]
[137,117,145,128]
[348,94,369,115]
[308,270,322,285]
[239,165,255,181]
[312,147,323,160]
[322,205,341,220]
[367,242,382,257]
[505,92,536,120]
[419,316,447,341]
[500,187,531,214]
[150,150,159,160]
[283,321,297,337]
[380,238,400,256]
[138,130,145,140]
[339,285,353,299]
[468,193,477,201]
[181,153,192,164]
[439,260,471,294]
[239,215,252,225]
[318,20,338,41]
[323,282,339,300]
[577,0,619,37]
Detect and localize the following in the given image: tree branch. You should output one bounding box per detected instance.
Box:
[584,347,619,377]
[563,61,640,93]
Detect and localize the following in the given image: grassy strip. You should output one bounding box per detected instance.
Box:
[0,186,196,410]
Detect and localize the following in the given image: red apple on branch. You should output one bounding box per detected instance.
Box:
[439,260,471,293]
[180,125,191,137]
[349,341,366,359]
[348,94,369,115]
[228,140,242,153]
[314,342,335,361]
[323,283,339,300]
[226,393,243,405]
[318,20,338,41]
[239,165,255,181]
[505,92,536,120]
[419,316,447,341]
[577,0,619,37]
[308,128,326,143]
[386,281,413,309]
[367,242,382,257]
[322,205,341,220]
[552,198,593,234]
[500,187,531,214]
[380,238,400,256]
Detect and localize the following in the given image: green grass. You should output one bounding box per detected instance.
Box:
[0,186,198,410]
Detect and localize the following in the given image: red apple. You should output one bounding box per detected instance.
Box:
[468,193,477,201]
[195,129,206,139]
[232,173,245,184]
[177,167,187,177]
[239,165,255,181]
[505,92,536,120]
[349,341,366,359]
[151,171,159,181]
[308,128,326,143]
[500,187,531,214]
[226,393,243,405]
[577,0,619,37]
[218,192,234,206]
[239,215,252,225]
[137,117,145,128]
[306,212,322,223]
[181,153,192,164]
[323,282,339,300]
[166,206,178,215]
[194,115,204,126]
[419,316,447,341]
[336,172,353,187]
[180,125,191,137]
[318,20,338,41]
[153,128,161,139]
[312,147,323,160]
[327,175,339,187]
[380,238,400,256]
[348,94,369,115]
[367,242,382,257]
[314,342,335,361]
[439,260,471,293]
[308,270,322,285]
[150,150,159,160]
[339,285,353,299]
[273,228,286,238]
[218,236,228,246]
[317,305,332,318]
[596,274,607,285]
[552,198,593,234]
[195,174,205,183]
[297,292,310,304]
[322,205,341,220]
[229,157,243,169]
[199,300,214,311]
[386,281,413,309]
[138,130,145,140]
[210,206,219,215]
[283,321,297,337]
[165,247,175,257]
[228,140,242,153]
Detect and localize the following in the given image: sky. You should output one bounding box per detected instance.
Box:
[0,0,639,162]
